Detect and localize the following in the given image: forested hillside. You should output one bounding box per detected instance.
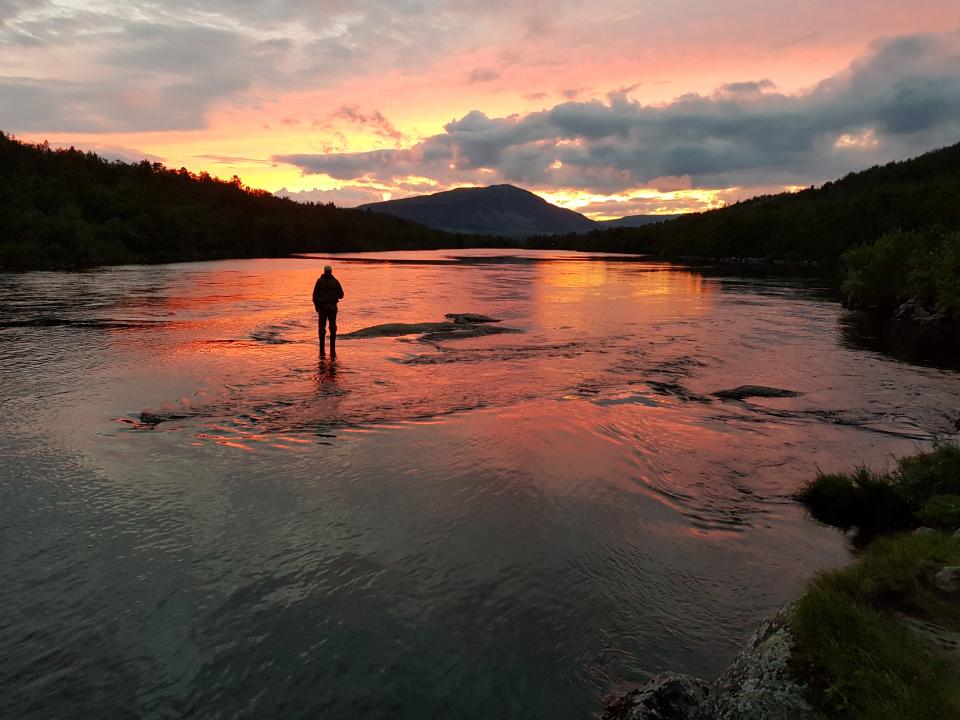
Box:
[531,142,960,265]
[0,133,480,270]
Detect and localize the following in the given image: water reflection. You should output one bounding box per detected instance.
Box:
[1,249,959,720]
[840,310,960,370]
[316,354,339,387]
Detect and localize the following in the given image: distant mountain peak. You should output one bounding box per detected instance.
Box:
[358,184,596,238]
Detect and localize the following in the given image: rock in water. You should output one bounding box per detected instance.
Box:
[340,314,519,342]
[444,313,500,324]
[712,386,802,401]
[602,673,709,720]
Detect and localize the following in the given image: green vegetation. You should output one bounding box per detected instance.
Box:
[841,228,960,315]
[791,446,960,719]
[791,533,960,720]
[916,495,960,529]
[794,443,960,542]
[0,132,497,270]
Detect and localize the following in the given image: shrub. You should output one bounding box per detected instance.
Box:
[933,232,960,317]
[897,443,960,504]
[794,444,960,540]
[915,494,960,528]
[841,229,960,318]
[793,467,911,539]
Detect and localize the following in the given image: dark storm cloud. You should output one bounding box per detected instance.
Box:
[277,32,960,192]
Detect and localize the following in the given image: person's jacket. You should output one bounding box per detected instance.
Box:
[313,274,344,308]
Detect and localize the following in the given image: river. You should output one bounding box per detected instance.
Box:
[2,249,957,719]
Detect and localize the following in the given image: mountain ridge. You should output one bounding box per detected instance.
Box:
[358,184,597,237]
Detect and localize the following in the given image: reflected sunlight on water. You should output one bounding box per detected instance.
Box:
[1,249,958,719]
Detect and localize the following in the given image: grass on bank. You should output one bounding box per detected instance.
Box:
[794,443,960,541]
[790,444,960,719]
[791,533,960,720]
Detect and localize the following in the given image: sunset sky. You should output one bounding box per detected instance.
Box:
[2,1,959,218]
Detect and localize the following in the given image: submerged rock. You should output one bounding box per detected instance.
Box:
[647,381,711,403]
[444,313,501,324]
[341,313,520,342]
[138,411,188,427]
[604,608,817,720]
[602,673,709,720]
[712,386,801,401]
[341,322,455,338]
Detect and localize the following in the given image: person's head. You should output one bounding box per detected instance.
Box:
[323,265,332,275]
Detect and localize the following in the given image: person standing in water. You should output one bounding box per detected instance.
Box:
[312,265,344,355]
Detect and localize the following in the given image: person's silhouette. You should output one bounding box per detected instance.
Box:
[312,265,344,355]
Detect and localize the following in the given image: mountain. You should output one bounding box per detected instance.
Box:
[0,132,491,270]
[596,214,681,229]
[529,141,960,266]
[358,184,597,237]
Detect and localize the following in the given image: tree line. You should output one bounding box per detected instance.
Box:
[529,141,960,318]
[0,132,499,270]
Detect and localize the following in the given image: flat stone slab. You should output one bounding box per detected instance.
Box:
[444,313,501,324]
[712,385,802,401]
[341,314,520,342]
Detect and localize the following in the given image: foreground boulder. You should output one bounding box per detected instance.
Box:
[604,608,818,720]
[603,673,709,720]
[699,608,817,720]
[712,386,801,401]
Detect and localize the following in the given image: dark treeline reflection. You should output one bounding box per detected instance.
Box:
[0,133,508,270]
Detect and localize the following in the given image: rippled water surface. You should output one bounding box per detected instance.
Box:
[2,250,958,719]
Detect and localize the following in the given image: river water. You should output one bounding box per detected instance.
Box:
[2,249,958,719]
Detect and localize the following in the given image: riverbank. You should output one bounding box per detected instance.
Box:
[604,445,960,720]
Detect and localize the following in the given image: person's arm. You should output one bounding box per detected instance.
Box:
[312,279,322,309]
[336,279,344,300]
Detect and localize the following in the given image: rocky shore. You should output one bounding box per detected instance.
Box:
[844,293,958,334]
[602,607,817,720]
